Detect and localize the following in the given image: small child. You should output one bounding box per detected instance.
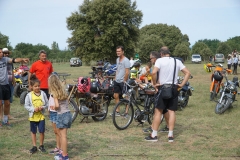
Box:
[48,93,61,155]
[24,75,48,154]
[48,74,72,160]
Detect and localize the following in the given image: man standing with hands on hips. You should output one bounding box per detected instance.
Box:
[145,46,191,142]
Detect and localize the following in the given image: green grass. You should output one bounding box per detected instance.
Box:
[1,61,240,160]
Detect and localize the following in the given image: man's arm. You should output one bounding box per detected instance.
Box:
[8,58,29,64]
[151,66,159,86]
[178,67,191,88]
[124,68,130,82]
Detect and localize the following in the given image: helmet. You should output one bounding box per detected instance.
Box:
[213,71,223,81]
[90,81,100,93]
[127,79,136,86]
[133,62,141,68]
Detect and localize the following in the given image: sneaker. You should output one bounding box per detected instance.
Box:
[2,121,12,127]
[49,147,60,154]
[121,113,129,118]
[29,146,38,154]
[142,127,153,133]
[160,126,169,132]
[168,136,174,143]
[145,135,158,142]
[54,154,69,160]
[110,112,120,117]
[38,145,46,152]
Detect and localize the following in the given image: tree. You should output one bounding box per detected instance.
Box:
[136,34,164,62]
[0,32,12,50]
[173,43,190,60]
[216,42,232,57]
[200,47,212,61]
[139,23,188,53]
[191,42,208,57]
[51,41,59,53]
[198,39,220,54]
[226,36,240,52]
[67,0,143,63]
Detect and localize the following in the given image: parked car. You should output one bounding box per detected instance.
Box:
[70,57,82,67]
[191,54,201,63]
[214,53,225,63]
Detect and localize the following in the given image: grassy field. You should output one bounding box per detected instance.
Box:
[1,61,240,160]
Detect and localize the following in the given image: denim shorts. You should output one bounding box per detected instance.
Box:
[49,111,57,123]
[30,120,45,134]
[56,112,72,129]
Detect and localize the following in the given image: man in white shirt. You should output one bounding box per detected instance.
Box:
[145,46,191,142]
[129,57,134,68]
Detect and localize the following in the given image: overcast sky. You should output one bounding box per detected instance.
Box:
[0,0,239,50]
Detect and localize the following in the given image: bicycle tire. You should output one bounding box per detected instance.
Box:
[112,99,134,130]
[147,100,155,125]
[69,98,79,123]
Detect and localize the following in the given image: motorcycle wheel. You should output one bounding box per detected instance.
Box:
[210,84,217,101]
[20,90,29,105]
[182,95,189,108]
[68,98,79,123]
[13,84,22,98]
[215,96,230,114]
[92,98,109,121]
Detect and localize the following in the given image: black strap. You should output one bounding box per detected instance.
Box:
[172,58,176,85]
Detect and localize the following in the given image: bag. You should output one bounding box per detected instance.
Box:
[161,84,173,99]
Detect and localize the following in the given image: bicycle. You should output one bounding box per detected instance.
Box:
[112,80,156,130]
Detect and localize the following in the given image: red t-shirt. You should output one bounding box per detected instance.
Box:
[29,60,53,89]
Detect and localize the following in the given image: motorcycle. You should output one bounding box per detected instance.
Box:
[215,72,239,114]
[66,76,113,123]
[178,75,194,110]
[13,68,28,98]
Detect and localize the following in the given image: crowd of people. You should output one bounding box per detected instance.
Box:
[227,49,240,75]
[1,45,191,159]
[0,48,71,160]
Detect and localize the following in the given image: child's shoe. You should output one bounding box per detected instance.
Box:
[29,146,38,154]
[38,145,46,152]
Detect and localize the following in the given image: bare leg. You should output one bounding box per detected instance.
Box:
[52,123,61,149]
[31,133,37,146]
[39,133,44,146]
[0,103,3,121]
[164,112,169,128]
[59,128,68,156]
[152,108,163,131]
[114,93,120,112]
[168,110,176,132]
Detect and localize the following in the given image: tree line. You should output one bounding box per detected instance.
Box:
[1,0,240,64]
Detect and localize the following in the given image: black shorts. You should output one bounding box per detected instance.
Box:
[155,85,178,111]
[113,81,125,94]
[0,84,11,100]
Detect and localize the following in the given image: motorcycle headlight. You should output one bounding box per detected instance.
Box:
[229,85,235,90]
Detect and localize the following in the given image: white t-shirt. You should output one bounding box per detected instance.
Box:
[48,95,57,112]
[130,59,134,67]
[154,57,185,85]
[139,67,146,76]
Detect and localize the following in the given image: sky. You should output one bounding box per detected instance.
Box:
[0,0,240,50]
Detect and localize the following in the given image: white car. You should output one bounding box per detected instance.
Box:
[70,57,82,67]
[191,54,202,63]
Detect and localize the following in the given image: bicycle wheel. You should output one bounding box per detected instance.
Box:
[68,98,79,123]
[112,99,134,130]
[147,100,155,125]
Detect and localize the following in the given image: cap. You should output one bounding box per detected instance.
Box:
[2,48,9,52]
